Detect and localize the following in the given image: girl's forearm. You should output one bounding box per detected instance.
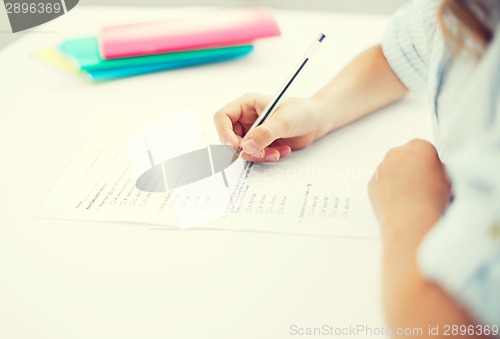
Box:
[312,44,408,136]
[382,215,482,338]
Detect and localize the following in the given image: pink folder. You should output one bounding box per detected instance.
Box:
[100,8,281,60]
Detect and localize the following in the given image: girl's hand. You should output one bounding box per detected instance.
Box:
[213,93,328,162]
[368,139,452,241]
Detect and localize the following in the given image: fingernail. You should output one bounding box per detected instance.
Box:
[251,150,265,159]
[242,139,258,154]
[278,147,291,158]
[265,152,280,162]
[224,140,234,147]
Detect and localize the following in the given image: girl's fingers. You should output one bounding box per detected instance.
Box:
[240,105,297,155]
[214,93,272,148]
[214,111,240,147]
[241,144,292,163]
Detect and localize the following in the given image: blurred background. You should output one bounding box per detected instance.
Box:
[0,0,407,50]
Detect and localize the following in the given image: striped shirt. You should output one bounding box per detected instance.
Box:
[382,0,500,327]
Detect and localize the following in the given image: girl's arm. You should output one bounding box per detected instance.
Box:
[312,44,408,135]
[369,139,487,339]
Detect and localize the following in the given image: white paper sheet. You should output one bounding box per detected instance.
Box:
[36,108,381,237]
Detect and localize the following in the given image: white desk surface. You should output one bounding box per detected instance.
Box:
[0,7,432,339]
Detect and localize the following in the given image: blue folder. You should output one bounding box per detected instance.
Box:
[59,37,254,81]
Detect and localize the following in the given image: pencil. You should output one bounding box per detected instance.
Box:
[231,33,326,163]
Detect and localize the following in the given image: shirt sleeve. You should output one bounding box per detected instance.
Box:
[417,97,500,327]
[381,0,439,94]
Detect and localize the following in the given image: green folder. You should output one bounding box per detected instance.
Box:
[59,37,254,81]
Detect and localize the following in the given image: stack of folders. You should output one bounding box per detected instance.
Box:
[45,8,280,81]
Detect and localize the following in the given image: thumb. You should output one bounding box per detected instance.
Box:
[241,117,291,155]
